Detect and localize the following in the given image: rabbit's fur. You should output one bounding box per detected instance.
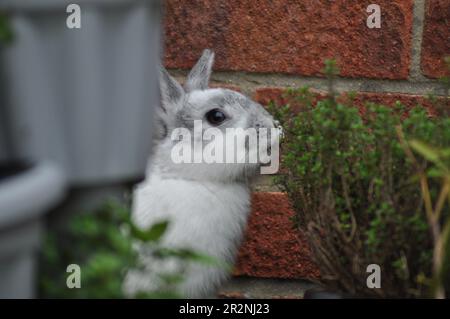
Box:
[123,50,276,298]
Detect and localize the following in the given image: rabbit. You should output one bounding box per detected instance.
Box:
[123,49,277,298]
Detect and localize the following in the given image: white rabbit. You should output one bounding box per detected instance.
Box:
[123,49,277,298]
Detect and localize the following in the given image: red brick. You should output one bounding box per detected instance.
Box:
[254,87,327,113]
[348,92,437,114]
[421,0,450,78]
[210,82,241,92]
[164,0,413,79]
[234,192,320,279]
[254,87,440,115]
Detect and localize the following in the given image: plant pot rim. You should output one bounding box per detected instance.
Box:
[0,0,159,11]
[0,161,66,229]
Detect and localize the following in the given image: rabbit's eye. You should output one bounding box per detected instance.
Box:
[205,109,227,125]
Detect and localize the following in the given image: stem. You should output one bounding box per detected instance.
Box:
[434,178,450,223]
[396,125,445,298]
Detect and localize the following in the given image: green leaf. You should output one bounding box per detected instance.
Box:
[131,220,169,242]
[323,58,339,76]
[182,251,222,266]
[158,273,185,285]
[426,167,445,179]
[409,140,440,163]
[153,248,230,269]
[440,148,450,158]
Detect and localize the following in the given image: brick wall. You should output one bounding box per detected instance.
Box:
[162,0,449,297]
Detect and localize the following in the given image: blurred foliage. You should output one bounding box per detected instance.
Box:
[400,137,450,298]
[39,201,221,298]
[0,12,13,45]
[269,59,450,298]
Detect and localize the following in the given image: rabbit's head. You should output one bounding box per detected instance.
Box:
[152,49,279,183]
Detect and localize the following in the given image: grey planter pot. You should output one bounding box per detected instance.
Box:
[0,162,65,298]
[0,0,160,185]
[0,0,161,298]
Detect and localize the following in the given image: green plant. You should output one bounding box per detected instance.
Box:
[270,60,450,298]
[39,200,221,298]
[397,136,450,298]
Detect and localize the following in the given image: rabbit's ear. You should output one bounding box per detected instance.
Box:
[184,49,215,92]
[156,67,184,138]
[160,66,184,110]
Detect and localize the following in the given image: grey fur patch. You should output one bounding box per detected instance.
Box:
[208,90,253,112]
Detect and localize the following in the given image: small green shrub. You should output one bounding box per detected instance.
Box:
[39,201,220,298]
[271,61,450,298]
